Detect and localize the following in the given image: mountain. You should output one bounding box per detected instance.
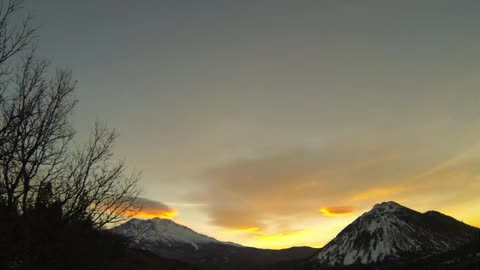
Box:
[315,201,479,266]
[112,217,318,269]
[112,217,235,250]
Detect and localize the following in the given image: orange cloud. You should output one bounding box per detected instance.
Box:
[127,197,177,219]
[320,206,354,217]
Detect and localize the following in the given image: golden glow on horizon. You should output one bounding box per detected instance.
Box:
[127,209,178,219]
[257,230,310,243]
[221,227,260,235]
[247,229,316,249]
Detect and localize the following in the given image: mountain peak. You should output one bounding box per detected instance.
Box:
[369,201,404,213]
[113,218,218,250]
[112,217,238,251]
[130,217,175,224]
[316,202,478,266]
[359,201,412,219]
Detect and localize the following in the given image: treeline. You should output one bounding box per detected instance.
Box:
[0,1,140,269]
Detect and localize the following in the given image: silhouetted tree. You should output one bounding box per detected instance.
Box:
[0,1,140,268]
[0,0,139,230]
[35,182,54,209]
[58,122,141,228]
[0,0,35,69]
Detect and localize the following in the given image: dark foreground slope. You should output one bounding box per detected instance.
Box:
[128,238,478,270]
[110,249,196,270]
[268,239,480,270]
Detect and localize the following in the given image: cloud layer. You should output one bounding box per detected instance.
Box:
[189,136,480,235]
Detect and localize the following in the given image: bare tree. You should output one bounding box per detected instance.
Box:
[59,122,141,228]
[0,0,35,66]
[0,53,140,268]
[0,55,76,214]
[0,0,140,228]
[0,1,141,268]
[0,0,36,148]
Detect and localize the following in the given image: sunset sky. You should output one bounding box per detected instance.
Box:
[24,1,480,249]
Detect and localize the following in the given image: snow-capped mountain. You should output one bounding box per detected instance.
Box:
[315,201,479,266]
[112,217,234,250]
[112,217,318,269]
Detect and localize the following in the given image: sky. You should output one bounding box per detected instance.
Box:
[23,1,480,249]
